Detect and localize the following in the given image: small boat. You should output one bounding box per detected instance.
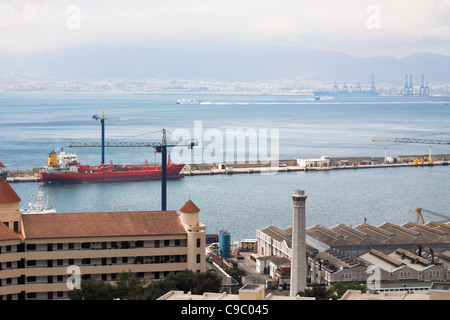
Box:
[22,190,56,214]
[176,99,201,104]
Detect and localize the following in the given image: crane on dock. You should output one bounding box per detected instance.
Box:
[372,137,450,145]
[70,116,197,211]
[92,110,128,164]
[416,207,450,224]
[372,136,450,163]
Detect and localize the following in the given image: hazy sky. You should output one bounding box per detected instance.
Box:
[0,0,449,57]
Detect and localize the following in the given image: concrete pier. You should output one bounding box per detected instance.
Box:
[5,154,450,182]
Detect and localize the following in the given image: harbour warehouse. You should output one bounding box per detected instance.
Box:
[255,191,450,294]
[0,178,206,300]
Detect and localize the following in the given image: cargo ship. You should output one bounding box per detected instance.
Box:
[38,151,184,183]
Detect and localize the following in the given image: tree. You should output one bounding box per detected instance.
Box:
[297,284,329,300]
[297,282,367,300]
[115,271,148,300]
[68,279,115,300]
[68,270,222,300]
[225,267,247,286]
[143,269,222,300]
[328,282,367,300]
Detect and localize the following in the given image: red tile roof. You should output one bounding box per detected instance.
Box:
[179,200,200,213]
[0,222,22,241]
[22,210,186,239]
[0,179,21,204]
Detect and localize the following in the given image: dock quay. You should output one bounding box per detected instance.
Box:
[182,154,449,176]
[5,154,450,182]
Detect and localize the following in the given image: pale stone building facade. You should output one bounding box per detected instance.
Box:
[0,179,206,300]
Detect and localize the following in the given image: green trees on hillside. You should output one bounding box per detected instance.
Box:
[297,282,367,300]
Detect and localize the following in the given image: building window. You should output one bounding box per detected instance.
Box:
[197,254,201,263]
[26,244,36,251]
[27,293,37,299]
[81,242,91,249]
[175,239,180,246]
[136,241,144,248]
[26,260,36,267]
[26,276,36,283]
[164,240,170,247]
[197,238,201,248]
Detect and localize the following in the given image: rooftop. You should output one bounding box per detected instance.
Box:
[0,178,21,204]
[0,222,22,241]
[157,290,314,300]
[307,221,450,249]
[340,290,429,300]
[179,200,200,213]
[21,210,186,239]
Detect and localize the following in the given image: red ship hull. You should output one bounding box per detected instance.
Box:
[39,163,185,183]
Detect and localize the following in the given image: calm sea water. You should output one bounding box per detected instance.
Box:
[1,92,450,241]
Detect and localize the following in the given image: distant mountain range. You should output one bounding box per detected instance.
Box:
[0,46,449,85]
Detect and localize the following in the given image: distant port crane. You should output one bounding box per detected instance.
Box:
[372,137,450,145]
[372,137,450,162]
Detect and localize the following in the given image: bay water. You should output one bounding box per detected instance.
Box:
[1,92,449,241]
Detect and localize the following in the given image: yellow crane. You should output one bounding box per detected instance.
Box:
[372,137,450,164]
[416,207,450,224]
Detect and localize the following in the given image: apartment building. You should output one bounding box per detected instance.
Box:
[0,178,206,300]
